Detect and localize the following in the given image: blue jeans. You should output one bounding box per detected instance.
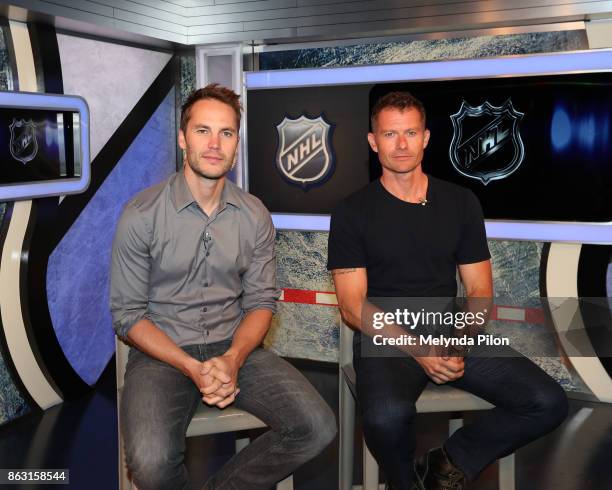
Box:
[355,344,568,489]
[121,340,336,490]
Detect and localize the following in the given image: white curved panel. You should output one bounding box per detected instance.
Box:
[546,242,612,403]
[0,200,62,409]
[8,20,37,92]
[546,243,580,297]
[0,21,62,409]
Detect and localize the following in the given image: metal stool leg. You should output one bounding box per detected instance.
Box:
[235,436,249,453]
[363,441,379,490]
[499,453,516,490]
[118,402,136,489]
[448,417,463,436]
[119,431,131,489]
[276,475,294,490]
[340,375,356,490]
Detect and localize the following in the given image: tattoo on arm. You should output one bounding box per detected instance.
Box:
[331,268,356,276]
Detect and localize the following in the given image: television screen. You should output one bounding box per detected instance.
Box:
[371,72,612,222]
[0,109,81,184]
[246,54,611,226]
[247,84,371,214]
[0,92,89,201]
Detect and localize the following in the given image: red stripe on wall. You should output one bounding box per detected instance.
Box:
[279,288,546,325]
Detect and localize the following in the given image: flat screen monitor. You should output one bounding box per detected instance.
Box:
[0,91,89,201]
[370,72,612,223]
[245,50,612,243]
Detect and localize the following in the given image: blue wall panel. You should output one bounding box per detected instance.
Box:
[46,89,177,385]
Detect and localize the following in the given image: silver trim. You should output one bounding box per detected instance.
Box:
[56,113,66,176]
[242,70,250,191]
[73,112,81,177]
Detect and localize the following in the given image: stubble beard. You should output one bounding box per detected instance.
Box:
[382,157,421,176]
[185,151,233,181]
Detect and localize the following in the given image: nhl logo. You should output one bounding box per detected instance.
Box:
[449,99,525,185]
[275,114,334,189]
[9,118,38,165]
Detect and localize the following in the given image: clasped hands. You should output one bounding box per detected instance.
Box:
[415,345,465,385]
[188,354,240,408]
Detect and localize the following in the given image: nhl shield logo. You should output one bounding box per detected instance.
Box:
[449,99,525,185]
[276,114,334,189]
[9,118,38,165]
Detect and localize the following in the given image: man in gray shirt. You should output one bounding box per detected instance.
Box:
[111,84,335,490]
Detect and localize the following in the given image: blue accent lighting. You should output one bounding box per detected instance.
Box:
[271,214,612,244]
[579,115,596,151]
[551,107,571,151]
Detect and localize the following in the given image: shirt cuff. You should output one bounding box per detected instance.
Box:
[112,310,147,339]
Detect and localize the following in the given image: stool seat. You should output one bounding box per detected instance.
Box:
[416,384,494,412]
[187,404,266,437]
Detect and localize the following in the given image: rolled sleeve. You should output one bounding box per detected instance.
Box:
[241,209,280,314]
[110,203,152,338]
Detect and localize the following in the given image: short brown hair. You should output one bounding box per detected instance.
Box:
[180,83,242,132]
[370,91,426,131]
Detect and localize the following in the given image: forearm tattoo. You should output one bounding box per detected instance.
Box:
[331,268,356,276]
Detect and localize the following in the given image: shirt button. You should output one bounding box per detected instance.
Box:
[206,252,210,257]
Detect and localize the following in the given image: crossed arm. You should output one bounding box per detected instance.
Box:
[331,259,492,384]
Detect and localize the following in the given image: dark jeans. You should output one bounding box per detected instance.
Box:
[355,344,568,489]
[121,340,336,490]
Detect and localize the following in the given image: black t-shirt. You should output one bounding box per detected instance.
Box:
[327,176,490,298]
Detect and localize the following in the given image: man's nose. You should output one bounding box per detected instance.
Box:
[208,134,220,149]
[397,134,408,149]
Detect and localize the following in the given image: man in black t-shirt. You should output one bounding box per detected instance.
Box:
[328,91,568,490]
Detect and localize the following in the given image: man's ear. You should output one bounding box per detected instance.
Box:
[367,132,379,153]
[178,129,186,150]
[423,128,431,149]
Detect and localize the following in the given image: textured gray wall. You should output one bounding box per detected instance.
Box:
[57,33,172,159]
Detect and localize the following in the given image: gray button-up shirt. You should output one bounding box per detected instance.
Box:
[110,171,280,346]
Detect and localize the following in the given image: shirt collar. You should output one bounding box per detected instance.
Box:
[171,171,241,213]
[221,179,242,209]
[171,172,195,212]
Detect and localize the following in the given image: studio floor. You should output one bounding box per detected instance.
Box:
[0,358,611,490]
